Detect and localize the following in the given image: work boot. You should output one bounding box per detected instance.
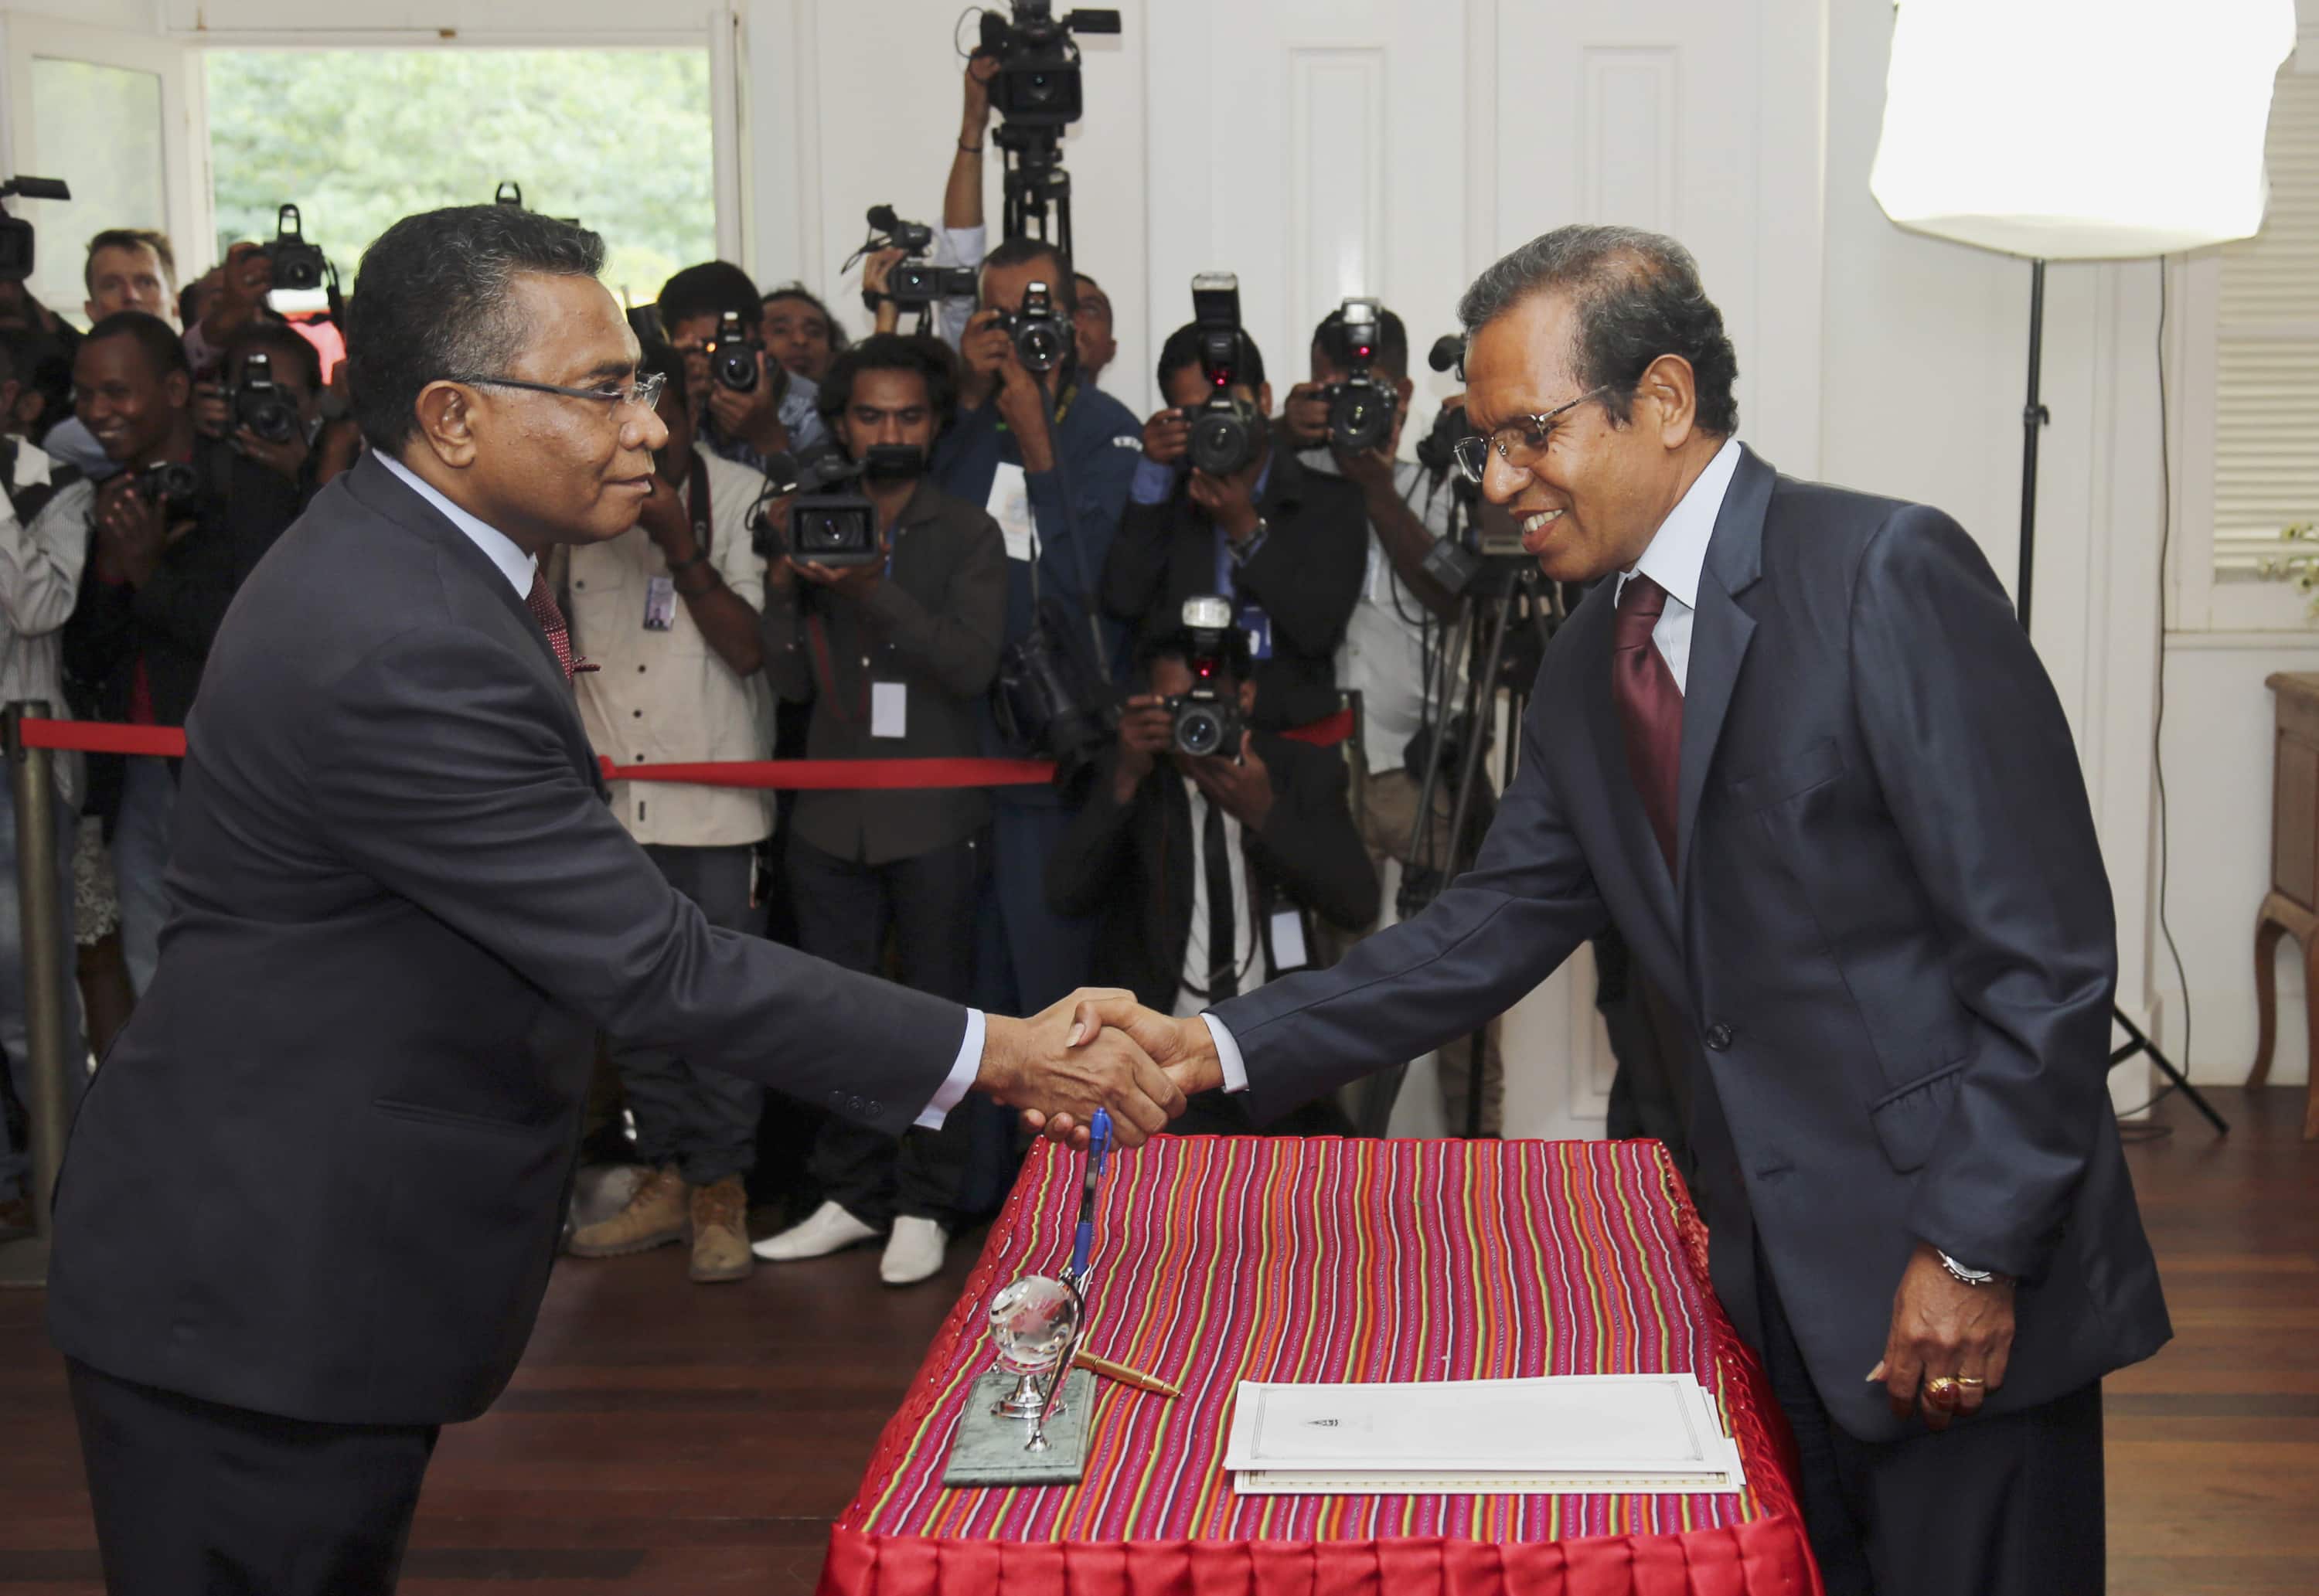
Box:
[688,1176,753,1284]
[567,1166,686,1257]
[752,1199,880,1261]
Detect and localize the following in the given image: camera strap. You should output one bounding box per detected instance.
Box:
[686,452,712,556]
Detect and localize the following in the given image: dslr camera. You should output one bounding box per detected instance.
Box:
[0,176,69,284]
[228,352,300,445]
[262,204,329,294]
[863,205,978,309]
[1321,297,1396,454]
[131,460,202,515]
[993,281,1071,373]
[977,0,1122,131]
[1180,272,1262,477]
[706,308,761,393]
[1165,594,1245,759]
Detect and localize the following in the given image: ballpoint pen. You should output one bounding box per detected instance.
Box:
[1067,1107,1112,1293]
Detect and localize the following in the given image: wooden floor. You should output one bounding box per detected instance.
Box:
[2,1087,2314,1594]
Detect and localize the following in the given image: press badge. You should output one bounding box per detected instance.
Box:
[642,574,678,631]
[1265,907,1315,976]
[986,462,1037,563]
[871,681,908,740]
[1238,604,1273,661]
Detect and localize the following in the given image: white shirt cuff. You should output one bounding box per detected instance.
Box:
[1200,1012,1251,1094]
[916,1009,986,1129]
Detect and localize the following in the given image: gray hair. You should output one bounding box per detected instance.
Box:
[1456,224,1738,435]
[346,206,607,454]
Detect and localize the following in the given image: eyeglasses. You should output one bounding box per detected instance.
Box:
[459,370,667,415]
[1452,385,1610,484]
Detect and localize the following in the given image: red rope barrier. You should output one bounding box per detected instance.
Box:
[17,709,1355,791]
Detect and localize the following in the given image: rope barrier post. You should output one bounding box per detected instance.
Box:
[0,701,70,1288]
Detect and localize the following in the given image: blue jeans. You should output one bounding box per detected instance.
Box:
[0,778,83,1200]
[113,757,176,999]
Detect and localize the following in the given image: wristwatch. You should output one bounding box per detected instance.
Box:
[1936,1250,2007,1287]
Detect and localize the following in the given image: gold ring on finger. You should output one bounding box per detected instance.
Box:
[1924,1376,1960,1404]
[1955,1377,1986,1390]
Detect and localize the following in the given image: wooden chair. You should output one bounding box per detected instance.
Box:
[2249,671,2319,1139]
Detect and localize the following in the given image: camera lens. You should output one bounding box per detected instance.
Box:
[1016,323,1065,373]
[249,398,296,444]
[800,512,843,550]
[1176,706,1224,758]
[714,346,760,393]
[1190,413,1253,477]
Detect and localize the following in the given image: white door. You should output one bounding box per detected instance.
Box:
[1,12,211,328]
[1144,0,1825,1140]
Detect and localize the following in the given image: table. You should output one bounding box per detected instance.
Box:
[819,1137,1819,1595]
[2252,671,2319,1138]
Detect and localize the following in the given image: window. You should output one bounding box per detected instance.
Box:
[203,49,717,311]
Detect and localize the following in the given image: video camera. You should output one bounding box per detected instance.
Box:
[863,205,978,309]
[993,279,1071,374]
[1180,272,1262,477]
[1166,594,1245,759]
[0,176,69,284]
[227,352,300,445]
[706,309,761,393]
[1320,297,1396,454]
[493,182,581,228]
[262,204,329,294]
[977,0,1121,131]
[1411,330,1535,598]
[746,443,924,567]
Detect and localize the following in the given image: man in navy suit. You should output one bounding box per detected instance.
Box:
[46,205,1180,1595]
[1054,226,2167,1595]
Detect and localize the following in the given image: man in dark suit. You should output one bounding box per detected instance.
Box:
[1102,320,1368,733]
[44,205,1180,1596]
[1053,226,2168,1595]
[1047,617,1376,1133]
[753,332,1009,1286]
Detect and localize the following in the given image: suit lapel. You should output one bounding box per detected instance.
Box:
[1673,447,1773,890]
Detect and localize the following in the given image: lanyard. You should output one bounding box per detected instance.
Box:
[686,451,711,554]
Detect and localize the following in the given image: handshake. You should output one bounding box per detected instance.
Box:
[972,990,1230,1148]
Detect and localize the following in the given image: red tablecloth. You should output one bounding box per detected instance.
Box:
[819,1138,1820,1596]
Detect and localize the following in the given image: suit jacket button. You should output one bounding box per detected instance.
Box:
[1705,1023,1734,1052]
[866,1099,883,1116]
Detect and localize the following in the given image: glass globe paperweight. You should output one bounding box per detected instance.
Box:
[987,1274,1081,1421]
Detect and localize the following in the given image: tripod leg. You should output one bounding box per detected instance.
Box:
[2114,1006,2231,1135]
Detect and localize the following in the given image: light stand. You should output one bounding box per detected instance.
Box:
[2014,259,2229,1136]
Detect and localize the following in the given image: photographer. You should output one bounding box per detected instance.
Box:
[1044,618,1375,1135]
[62,311,303,995]
[761,283,850,383]
[657,261,825,472]
[754,334,1006,1287]
[1102,319,1367,732]
[559,339,777,1288]
[216,323,362,491]
[1073,272,1118,390]
[0,331,92,1238]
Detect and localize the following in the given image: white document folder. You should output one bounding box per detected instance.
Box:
[1224,1375,1746,1496]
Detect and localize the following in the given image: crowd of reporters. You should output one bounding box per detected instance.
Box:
[0,57,1502,1290]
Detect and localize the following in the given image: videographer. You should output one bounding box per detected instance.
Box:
[558,339,777,1288]
[62,311,303,995]
[1044,616,1374,1134]
[0,329,92,1237]
[924,53,1005,349]
[754,333,1006,1287]
[761,283,850,383]
[657,261,825,472]
[1102,317,1366,732]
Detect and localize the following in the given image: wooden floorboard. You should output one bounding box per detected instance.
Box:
[1,1086,2313,1591]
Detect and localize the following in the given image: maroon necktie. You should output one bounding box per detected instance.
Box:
[1612,573,1684,877]
[524,569,581,682]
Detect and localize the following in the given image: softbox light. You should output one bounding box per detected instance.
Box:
[1871,0,2297,260]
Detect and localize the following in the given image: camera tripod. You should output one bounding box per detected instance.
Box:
[996,124,1074,260]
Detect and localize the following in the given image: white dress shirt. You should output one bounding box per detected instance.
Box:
[377,451,986,1128]
[1204,436,1749,1097]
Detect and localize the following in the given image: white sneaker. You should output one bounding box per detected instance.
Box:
[880,1216,948,1286]
[751,1200,880,1261]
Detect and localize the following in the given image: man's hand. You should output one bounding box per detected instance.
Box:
[1112,693,1173,803]
[199,243,272,345]
[705,352,791,456]
[94,479,185,588]
[863,247,905,336]
[1142,406,1190,468]
[1278,381,1330,449]
[1868,1243,2015,1431]
[637,473,696,557]
[1185,731,1273,832]
[192,381,232,441]
[795,555,884,600]
[963,52,999,138]
[1189,460,1262,544]
[232,423,310,485]
[977,989,1187,1149]
[1022,993,1226,1144]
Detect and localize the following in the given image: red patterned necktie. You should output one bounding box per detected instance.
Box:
[1611,573,1684,877]
[524,569,581,682]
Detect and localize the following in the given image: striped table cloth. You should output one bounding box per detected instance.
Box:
[820,1137,1818,1596]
